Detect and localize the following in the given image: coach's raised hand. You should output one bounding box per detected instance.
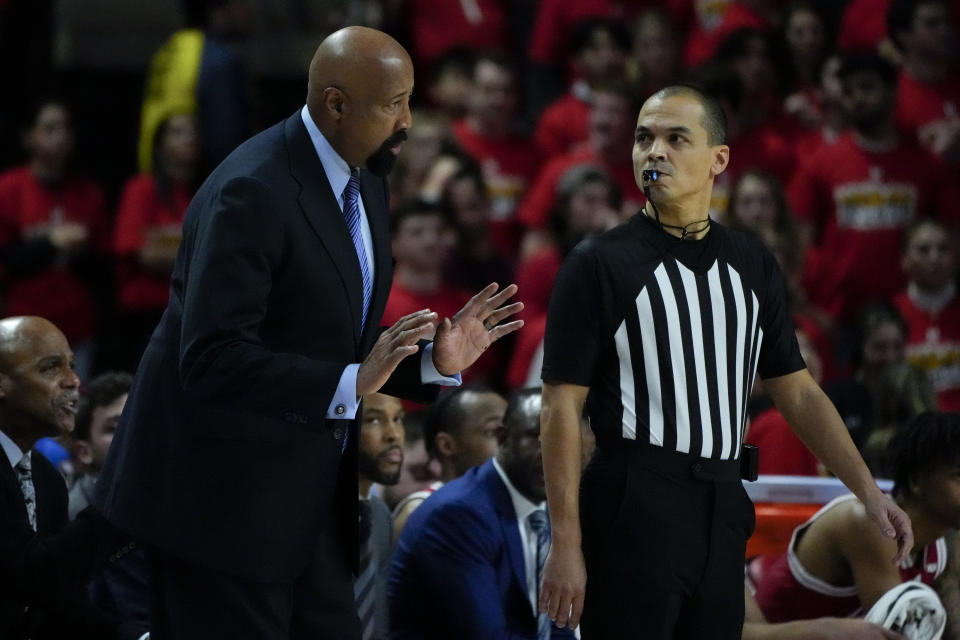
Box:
[356,309,438,396]
[432,283,524,376]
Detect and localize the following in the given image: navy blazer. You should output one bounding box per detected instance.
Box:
[96,112,441,582]
[0,451,122,639]
[388,460,575,640]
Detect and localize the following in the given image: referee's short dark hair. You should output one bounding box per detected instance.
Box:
[74,371,133,443]
[890,411,960,499]
[648,84,728,146]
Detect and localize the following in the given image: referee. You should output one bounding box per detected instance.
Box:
[536,85,914,640]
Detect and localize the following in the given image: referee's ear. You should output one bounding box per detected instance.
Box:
[710,145,730,177]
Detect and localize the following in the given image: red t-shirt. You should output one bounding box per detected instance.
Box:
[452,120,542,255]
[517,146,644,230]
[837,0,892,52]
[787,133,951,321]
[729,120,797,184]
[683,1,768,67]
[0,166,106,342]
[534,93,591,161]
[407,0,509,70]
[528,0,639,67]
[893,290,960,412]
[745,406,819,476]
[896,70,960,152]
[710,120,797,220]
[113,174,192,312]
[515,245,563,320]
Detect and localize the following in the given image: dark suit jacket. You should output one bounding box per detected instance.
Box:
[96,111,441,583]
[388,460,575,640]
[0,450,120,639]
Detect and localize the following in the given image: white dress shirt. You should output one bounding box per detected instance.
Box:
[492,457,547,616]
[299,106,460,420]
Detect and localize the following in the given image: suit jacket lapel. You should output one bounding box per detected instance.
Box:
[285,113,363,348]
[0,453,26,521]
[482,461,529,599]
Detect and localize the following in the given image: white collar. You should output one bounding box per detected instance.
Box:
[0,428,26,470]
[300,104,354,201]
[492,457,544,524]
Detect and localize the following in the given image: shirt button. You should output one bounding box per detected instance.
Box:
[333,427,345,441]
[335,404,346,416]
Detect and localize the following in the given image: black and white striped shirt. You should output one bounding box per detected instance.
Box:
[542,213,804,460]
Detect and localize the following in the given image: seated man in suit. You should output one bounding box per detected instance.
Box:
[389,387,574,639]
[0,316,141,640]
[356,392,406,640]
[392,386,507,538]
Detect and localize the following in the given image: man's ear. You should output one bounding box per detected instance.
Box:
[710,144,730,177]
[0,373,11,401]
[73,440,93,467]
[434,432,456,458]
[323,87,346,119]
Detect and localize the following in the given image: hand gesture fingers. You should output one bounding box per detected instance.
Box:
[481,301,524,331]
[487,319,523,342]
[357,310,436,396]
[454,283,520,322]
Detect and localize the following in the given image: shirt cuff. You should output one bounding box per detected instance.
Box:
[421,343,462,386]
[326,364,361,419]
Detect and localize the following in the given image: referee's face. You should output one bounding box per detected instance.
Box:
[632,94,728,204]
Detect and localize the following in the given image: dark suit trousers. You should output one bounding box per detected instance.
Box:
[579,443,755,640]
[147,526,359,640]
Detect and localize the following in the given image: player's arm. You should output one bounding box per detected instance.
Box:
[838,500,907,609]
[765,369,913,564]
[743,586,904,640]
[935,531,960,640]
[538,381,588,630]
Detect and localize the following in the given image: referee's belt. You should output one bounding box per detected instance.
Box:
[598,439,745,482]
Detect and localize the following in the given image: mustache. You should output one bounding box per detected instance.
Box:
[382,130,408,148]
[377,446,403,460]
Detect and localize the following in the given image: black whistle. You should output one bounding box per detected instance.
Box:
[642,169,659,183]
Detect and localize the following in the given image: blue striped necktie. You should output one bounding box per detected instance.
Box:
[15,454,37,531]
[528,509,551,640]
[342,170,373,332]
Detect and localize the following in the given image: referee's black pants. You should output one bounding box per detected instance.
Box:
[579,442,755,640]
